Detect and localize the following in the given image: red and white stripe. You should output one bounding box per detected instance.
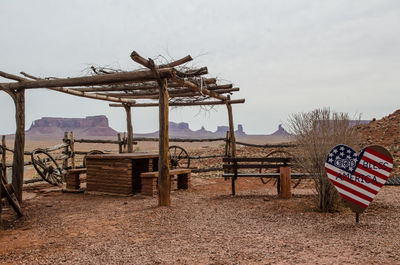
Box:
[325,147,393,209]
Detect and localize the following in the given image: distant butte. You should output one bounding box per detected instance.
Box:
[22,115,291,139]
[25,115,118,139]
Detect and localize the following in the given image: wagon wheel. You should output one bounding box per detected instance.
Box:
[31,149,63,186]
[169,145,190,169]
[83,150,104,168]
[260,150,300,193]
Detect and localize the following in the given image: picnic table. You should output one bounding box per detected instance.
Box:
[85,153,159,195]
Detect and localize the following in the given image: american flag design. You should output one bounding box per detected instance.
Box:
[325,144,393,213]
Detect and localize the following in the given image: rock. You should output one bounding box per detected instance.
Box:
[25,115,118,139]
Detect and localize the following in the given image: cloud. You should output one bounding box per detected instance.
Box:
[1,0,399,135]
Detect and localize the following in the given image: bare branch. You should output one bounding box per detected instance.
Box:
[0,71,27,82]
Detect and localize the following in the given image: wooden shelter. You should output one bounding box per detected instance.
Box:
[0,51,244,206]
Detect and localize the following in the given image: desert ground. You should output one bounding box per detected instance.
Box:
[1,137,399,264]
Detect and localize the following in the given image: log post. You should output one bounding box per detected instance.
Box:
[117,133,122,154]
[62,132,69,170]
[123,132,127,152]
[158,78,171,206]
[0,135,4,223]
[123,104,134,153]
[1,136,6,181]
[224,131,229,157]
[226,96,238,196]
[70,131,75,169]
[11,89,25,203]
[279,167,291,199]
[226,95,236,158]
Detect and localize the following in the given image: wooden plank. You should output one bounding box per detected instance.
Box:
[222,172,309,178]
[68,168,87,173]
[222,173,280,177]
[279,167,291,199]
[86,182,132,187]
[223,157,291,163]
[74,139,122,144]
[223,164,291,170]
[141,169,191,177]
[86,153,159,159]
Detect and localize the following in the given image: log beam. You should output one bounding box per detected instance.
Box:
[20,72,136,104]
[67,78,217,93]
[0,68,175,90]
[97,87,239,99]
[109,99,245,108]
[171,76,227,101]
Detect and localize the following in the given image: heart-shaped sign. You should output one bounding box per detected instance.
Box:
[325,144,393,213]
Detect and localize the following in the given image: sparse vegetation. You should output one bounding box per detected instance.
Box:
[288,108,360,212]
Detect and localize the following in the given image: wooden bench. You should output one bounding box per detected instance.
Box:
[65,168,87,190]
[140,169,191,196]
[223,157,306,197]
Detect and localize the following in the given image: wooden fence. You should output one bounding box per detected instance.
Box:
[0,132,294,183]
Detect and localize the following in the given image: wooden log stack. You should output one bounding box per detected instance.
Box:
[86,158,133,195]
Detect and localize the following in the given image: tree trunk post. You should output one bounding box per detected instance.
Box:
[224,131,230,157]
[226,95,236,158]
[62,132,69,170]
[123,132,127,152]
[11,89,25,203]
[70,131,75,169]
[117,133,122,154]
[158,78,170,206]
[123,104,134,153]
[0,135,4,224]
[1,135,6,181]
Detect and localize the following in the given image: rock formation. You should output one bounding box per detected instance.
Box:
[269,124,290,137]
[26,115,118,139]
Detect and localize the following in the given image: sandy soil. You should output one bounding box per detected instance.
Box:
[1,177,399,265]
[1,137,399,264]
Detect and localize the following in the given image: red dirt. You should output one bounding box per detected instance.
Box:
[1,177,399,264]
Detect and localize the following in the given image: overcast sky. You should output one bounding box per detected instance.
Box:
[1,0,399,135]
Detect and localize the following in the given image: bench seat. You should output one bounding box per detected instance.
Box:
[140,169,191,196]
[222,172,310,179]
[65,168,87,190]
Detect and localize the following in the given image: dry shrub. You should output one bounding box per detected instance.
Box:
[288,108,360,212]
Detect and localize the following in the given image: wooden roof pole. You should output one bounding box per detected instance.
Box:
[96,87,239,99]
[171,76,227,101]
[109,99,245,108]
[18,72,136,104]
[0,68,174,90]
[70,78,217,93]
